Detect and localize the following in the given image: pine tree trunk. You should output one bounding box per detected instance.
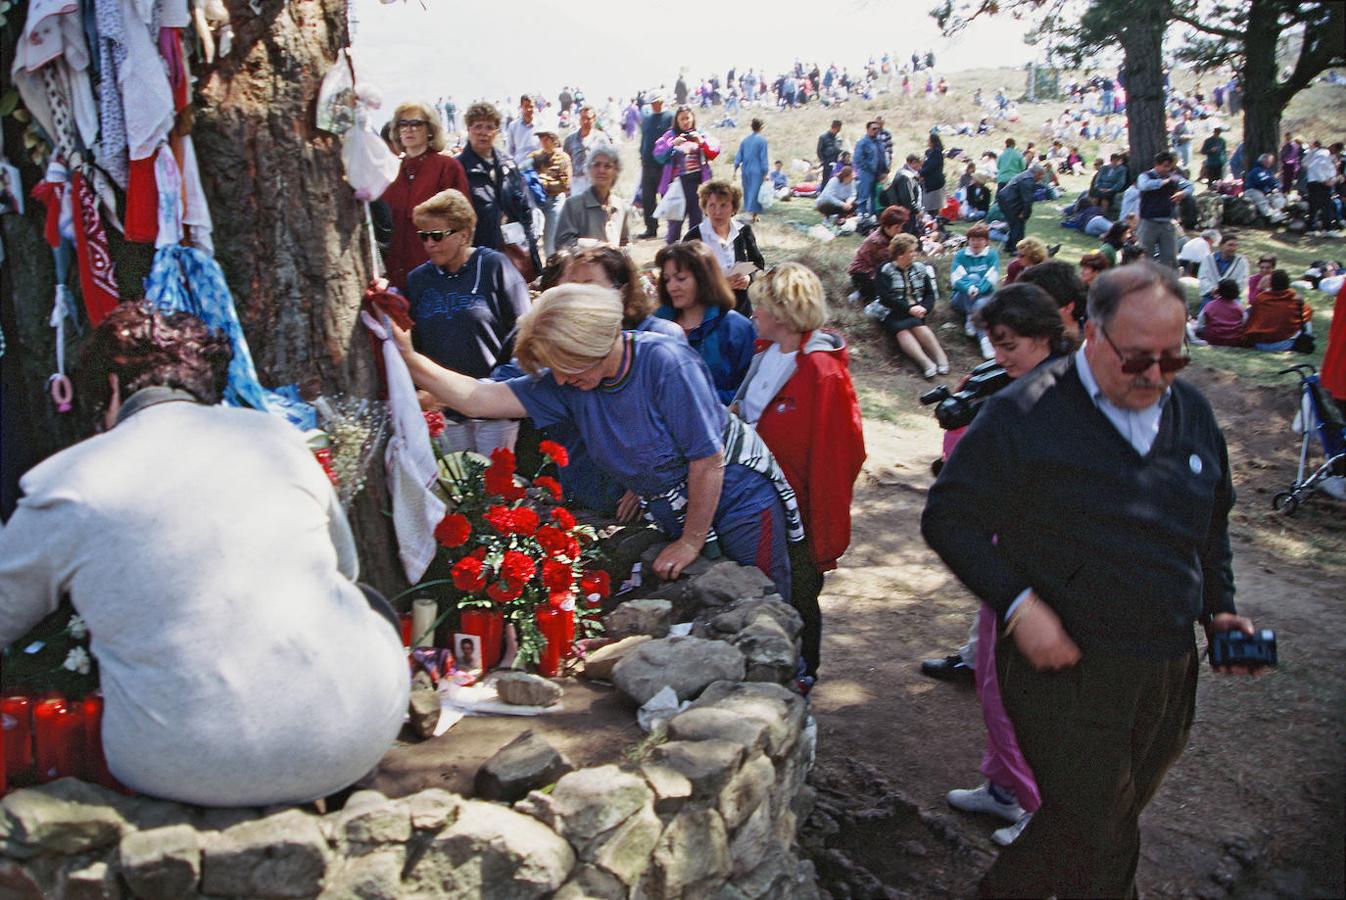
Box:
[1,0,405,592]
[1239,0,1285,164]
[1120,10,1169,181]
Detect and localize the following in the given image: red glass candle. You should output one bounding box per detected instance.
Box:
[32,698,69,782]
[0,694,34,784]
[399,612,414,647]
[560,596,577,659]
[80,694,113,788]
[460,608,504,670]
[535,607,565,677]
[56,704,85,781]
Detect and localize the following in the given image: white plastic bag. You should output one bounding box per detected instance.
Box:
[343,126,400,201]
[654,178,685,220]
[757,178,776,210]
[316,49,356,135]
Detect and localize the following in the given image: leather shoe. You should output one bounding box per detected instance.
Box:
[637,230,659,240]
[920,654,974,684]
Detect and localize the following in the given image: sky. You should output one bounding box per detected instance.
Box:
[349,0,1035,121]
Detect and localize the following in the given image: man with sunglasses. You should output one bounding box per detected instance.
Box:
[923,262,1258,897]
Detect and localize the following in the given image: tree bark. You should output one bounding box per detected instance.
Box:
[1238,0,1285,164]
[1,0,405,592]
[1120,8,1170,180]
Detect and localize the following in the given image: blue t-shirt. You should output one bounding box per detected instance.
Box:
[406,248,531,379]
[506,332,726,496]
[653,305,756,404]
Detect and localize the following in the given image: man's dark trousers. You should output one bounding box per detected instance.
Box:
[641,162,663,235]
[979,639,1198,898]
[1005,214,1027,254]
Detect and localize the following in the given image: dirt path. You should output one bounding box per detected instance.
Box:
[804,365,1346,898]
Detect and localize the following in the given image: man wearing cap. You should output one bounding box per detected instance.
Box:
[638,95,673,239]
[923,261,1257,898]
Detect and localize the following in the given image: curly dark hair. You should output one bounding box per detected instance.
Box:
[654,241,736,310]
[974,283,1072,355]
[76,302,232,429]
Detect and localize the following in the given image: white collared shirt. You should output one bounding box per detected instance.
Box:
[1074,346,1168,456]
[698,218,742,273]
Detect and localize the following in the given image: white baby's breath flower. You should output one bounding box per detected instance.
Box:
[63,646,92,675]
[67,615,89,640]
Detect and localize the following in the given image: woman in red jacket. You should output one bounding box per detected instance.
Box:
[382,102,471,290]
[733,262,866,686]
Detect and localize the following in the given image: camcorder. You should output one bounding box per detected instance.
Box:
[919,361,1013,431]
[1208,628,1278,670]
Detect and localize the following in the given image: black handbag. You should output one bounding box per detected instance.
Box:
[1292,299,1316,354]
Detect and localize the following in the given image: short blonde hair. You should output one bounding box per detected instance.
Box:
[412,189,477,235]
[698,179,742,213]
[1016,236,1049,266]
[748,262,827,333]
[514,284,623,376]
[463,101,501,128]
[889,233,919,259]
[391,102,447,153]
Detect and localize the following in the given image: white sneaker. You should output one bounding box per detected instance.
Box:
[946,783,1025,823]
[963,318,978,337]
[936,363,950,375]
[979,335,996,360]
[993,812,1034,846]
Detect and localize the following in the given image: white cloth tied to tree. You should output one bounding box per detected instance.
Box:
[11,0,100,160]
[360,310,446,582]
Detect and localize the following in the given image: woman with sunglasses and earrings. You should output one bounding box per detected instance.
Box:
[382,102,470,290]
[404,189,530,454]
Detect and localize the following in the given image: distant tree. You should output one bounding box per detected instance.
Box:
[1170,0,1345,161]
[932,0,1173,178]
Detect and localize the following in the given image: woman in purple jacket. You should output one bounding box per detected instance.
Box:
[654,107,721,244]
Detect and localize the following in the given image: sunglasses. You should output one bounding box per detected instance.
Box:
[1100,327,1190,375]
[397,119,428,129]
[417,229,456,243]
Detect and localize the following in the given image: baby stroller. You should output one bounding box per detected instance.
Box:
[1272,364,1346,514]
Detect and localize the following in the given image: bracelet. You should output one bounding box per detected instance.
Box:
[1002,594,1037,637]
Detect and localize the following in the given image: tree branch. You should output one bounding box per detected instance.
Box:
[1170,9,1242,39]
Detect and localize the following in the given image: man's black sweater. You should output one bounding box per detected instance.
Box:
[921,354,1237,659]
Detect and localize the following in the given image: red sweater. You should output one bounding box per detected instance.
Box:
[747,331,866,570]
[382,152,470,290]
[1243,288,1311,346]
[1323,282,1346,401]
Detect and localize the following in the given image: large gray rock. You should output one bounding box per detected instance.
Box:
[605,599,673,639]
[318,847,404,900]
[0,780,131,858]
[553,863,626,900]
[648,740,745,799]
[708,597,802,640]
[718,753,775,831]
[648,807,731,898]
[518,765,651,853]
[334,791,411,850]
[404,799,574,899]
[118,824,201,899]
[493,671,563,708]
[587,802,662,886]
[612,636,746,705]
[690,681,807,760]
[581,635,651,681]
[689,561,776,609]
[666,706,769,755]
[728,795,774,878]
[639,762,693,816]
[474,731,572,803]
[201,809,330,898]
[730,617,799,684]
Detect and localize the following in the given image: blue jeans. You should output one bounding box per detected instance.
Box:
[540,194,564,258]
[950,289,990,334]
[856,173,876,215]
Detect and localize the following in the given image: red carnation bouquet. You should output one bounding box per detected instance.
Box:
[402,441,608,669]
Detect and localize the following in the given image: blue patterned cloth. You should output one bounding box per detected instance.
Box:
[144,245,269,411]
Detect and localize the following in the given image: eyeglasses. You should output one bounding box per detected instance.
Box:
[1099,326,1190,375]
[397,119,428,129]
[417,229,456,243]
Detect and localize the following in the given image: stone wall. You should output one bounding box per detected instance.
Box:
[0,559,819,899]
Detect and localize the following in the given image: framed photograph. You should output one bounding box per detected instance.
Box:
[453,632,482,676]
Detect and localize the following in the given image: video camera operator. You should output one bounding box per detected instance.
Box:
[919,284,1073,682]
[921,262,1261,896]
